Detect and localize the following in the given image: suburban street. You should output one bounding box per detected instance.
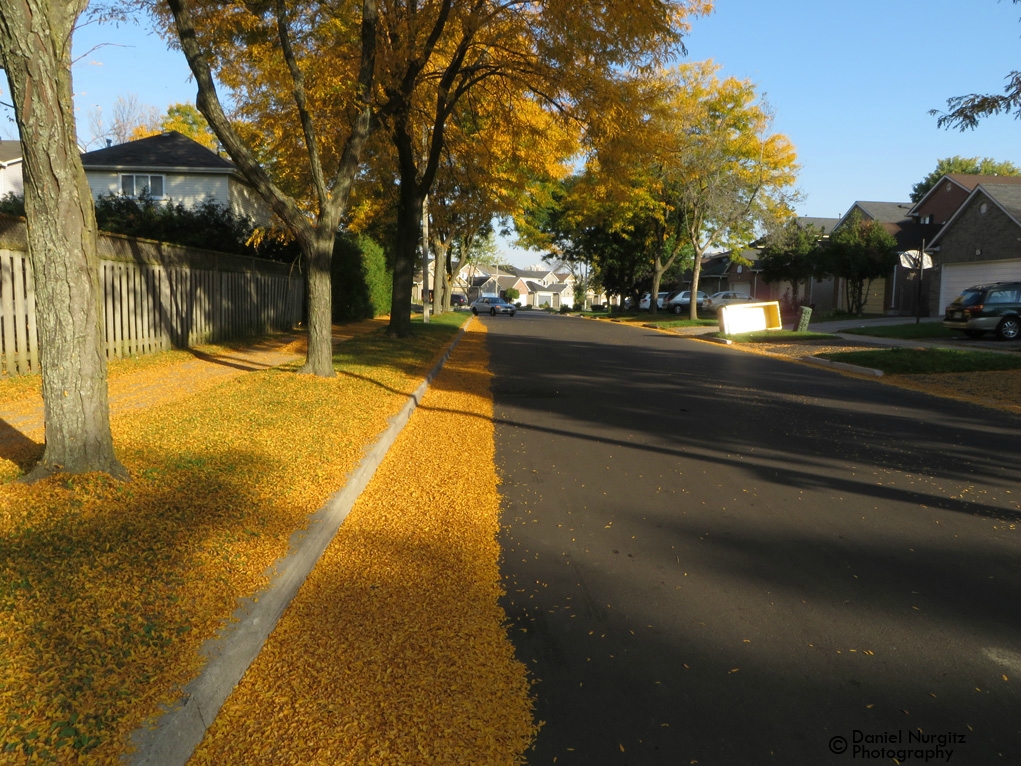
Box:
[486,312,1021,765]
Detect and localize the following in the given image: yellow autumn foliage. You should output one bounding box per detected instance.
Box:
[0,317,534,764]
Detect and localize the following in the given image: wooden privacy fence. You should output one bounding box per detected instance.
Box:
[0,217,304,377]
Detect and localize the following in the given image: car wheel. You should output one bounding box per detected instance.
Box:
[996,316,1020,340]
[673,304,683,315]
[964,329,985,339]
[472,307,478,315]
[490,307,497,316]
[510,311,516,317]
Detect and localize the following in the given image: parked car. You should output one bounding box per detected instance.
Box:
[943,282,1021,340]
[450,293,468,308]
[471,296,517,316]
[704,291,756,313]
[639,291,670,310]
[664,290,709,314]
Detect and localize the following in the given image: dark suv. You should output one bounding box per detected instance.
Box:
[943,281,1021,340]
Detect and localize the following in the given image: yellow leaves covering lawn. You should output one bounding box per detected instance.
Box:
[189,323,537,765]
[1,319,526,763]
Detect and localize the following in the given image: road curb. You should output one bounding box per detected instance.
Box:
[127,318,474,766]
[800,355,884,377]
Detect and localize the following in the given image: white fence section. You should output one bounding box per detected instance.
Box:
[1,217,304,377]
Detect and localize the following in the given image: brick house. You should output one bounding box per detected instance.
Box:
[926,184,1021,313]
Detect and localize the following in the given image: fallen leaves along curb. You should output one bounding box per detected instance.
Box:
[182,319,537,765]
[1,315,515,763]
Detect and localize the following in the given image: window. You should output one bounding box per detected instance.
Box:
[121,174,165,198]
[986,289,1018,304]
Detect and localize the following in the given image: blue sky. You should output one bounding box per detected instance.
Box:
[3,0,1020,263]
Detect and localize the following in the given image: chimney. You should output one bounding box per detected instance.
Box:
[106,139,113,148]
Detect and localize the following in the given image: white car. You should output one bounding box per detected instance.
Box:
[639,292,670,310]
[470,296,516,316]
[704,291,756,313]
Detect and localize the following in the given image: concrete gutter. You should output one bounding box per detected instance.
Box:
[127,318,473,766]
[800,355,884,377]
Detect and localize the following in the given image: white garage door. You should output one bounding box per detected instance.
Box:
[939,260,1021,312]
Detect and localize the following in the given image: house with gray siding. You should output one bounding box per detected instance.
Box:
[80,131,270,225]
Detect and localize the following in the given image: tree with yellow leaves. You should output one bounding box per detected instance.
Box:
[372,0,712,336]
[151,0,379,377]
[131,103,218,151]
[596,62,799,317]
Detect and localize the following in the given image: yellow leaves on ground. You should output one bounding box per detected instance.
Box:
[1,318,524,763]
[190,323,537,765]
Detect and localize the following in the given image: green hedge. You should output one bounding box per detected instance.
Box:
[332,234,392,320]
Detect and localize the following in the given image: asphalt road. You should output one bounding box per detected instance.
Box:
[485,311,1021,766]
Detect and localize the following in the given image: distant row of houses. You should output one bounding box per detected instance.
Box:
[3,132,1018,316]
[691,175,1021,317]
[415,263,607,311]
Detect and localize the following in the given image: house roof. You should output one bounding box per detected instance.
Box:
[497,275,523,289]
[834,201,937,251]
[700,253,733,278]
[908,173,1021,216]
[507,267,555,280]
[797,216,840,233]
[0,140,22,165]
[525,280,569,294]
[840,201,913,226]
[80,131,235,174]
[929,184,1021,248]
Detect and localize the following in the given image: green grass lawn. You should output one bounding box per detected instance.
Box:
[820,347,1021,375]
[835,322,957,340]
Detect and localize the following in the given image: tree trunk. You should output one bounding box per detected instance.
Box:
[298,228,336,376]
[0,0,128,481]
[389,176,422,338]
[688,252,704,321]
[650,259,664,314]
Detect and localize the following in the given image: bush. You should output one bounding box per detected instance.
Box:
[332,234,392,320]
[93,193,301,263]
[0,192,25,217]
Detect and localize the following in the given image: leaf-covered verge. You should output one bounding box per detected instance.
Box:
[0,314,475,763]
[719,330,839,342]
[189,322,537,765]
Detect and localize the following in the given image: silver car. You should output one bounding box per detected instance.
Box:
[665,290,709,314]
[704,291,756,313]
[471,296,517,316]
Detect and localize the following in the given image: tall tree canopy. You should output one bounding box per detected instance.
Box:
[368,0,712,335]
[152,0,379,376]
[591,61,799,317]
[131,102,218,150]
[910,156,1021,202]
[0,0,127,480]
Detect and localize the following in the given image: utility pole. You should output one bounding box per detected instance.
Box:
[915,239,925,325]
